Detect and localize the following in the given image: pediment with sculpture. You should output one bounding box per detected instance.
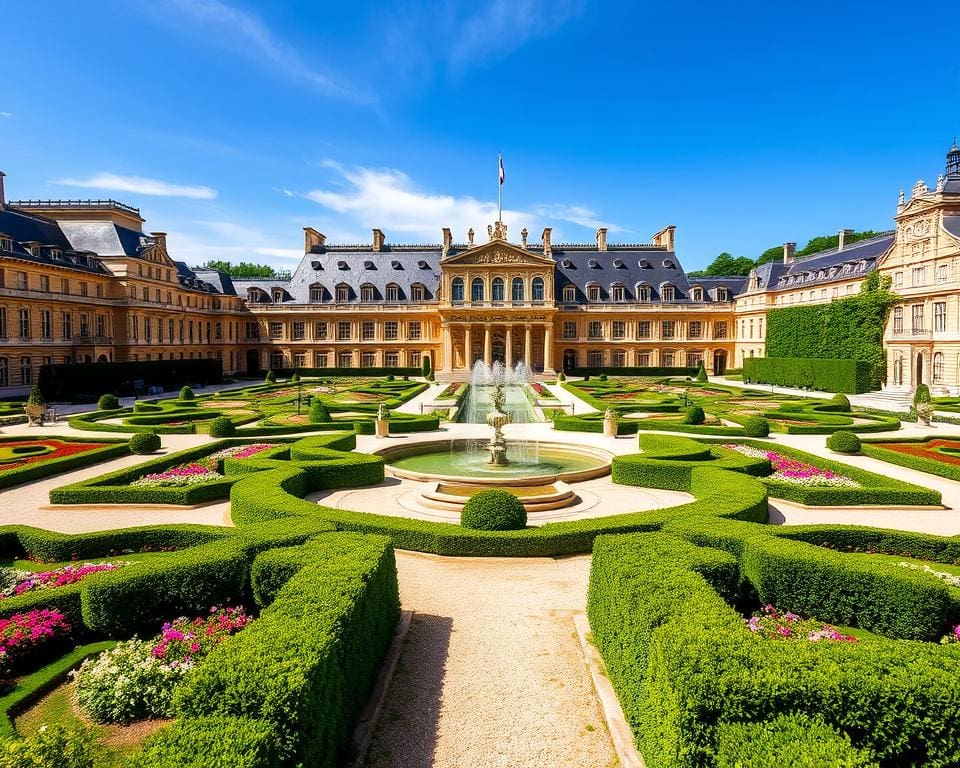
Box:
[442,238,553,268]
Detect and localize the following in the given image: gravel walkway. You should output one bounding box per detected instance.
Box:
[366,551,617,768]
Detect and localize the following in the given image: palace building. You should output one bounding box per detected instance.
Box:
[1,142,959,395]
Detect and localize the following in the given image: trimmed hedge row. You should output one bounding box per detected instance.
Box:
[860,436,960,483]
[568,366,698,377]
[588,527,960,767]
[0,436,130,490]
[743,356,873,394]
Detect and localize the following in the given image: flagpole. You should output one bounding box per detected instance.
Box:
[498,153,502,223]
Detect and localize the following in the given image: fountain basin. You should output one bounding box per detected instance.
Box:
[419,480,577,513]
[378,439,612,485]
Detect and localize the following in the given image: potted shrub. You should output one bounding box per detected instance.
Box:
[914,383,933,426]
[24,385,45,426]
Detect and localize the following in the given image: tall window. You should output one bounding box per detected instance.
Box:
[314,352,328,368]
[934,302,947,332]
[292,321,305,340]
[637,321,651,339]
[933,352,944,383]
[688,320,702,339]
[385,321,398,340]
[562,285,575,302]
[337,322,351,341]
[408,321,422,340]
[911,304,924,333]
[315,322,327,340]
[0,358,7,388]
[361,352,376,368]
[588,321,603,339]
[39,275,49,292]
[362,321,375,340]
[662,350,675,367]
[386,284,400,302]
[492,277,505,302]
[587,350,603,367]
[512,277,524,302]
[336,285,350,302]
[938,264,949,283]
[588,284,600,302]
[360,284,375,302]
[471,277,484,302]
[562,321,576,340]
[18,309,29,339]
[338,351,353,368]
[384,352,399,367]
[452,277,464,302]
[637,351,651,367]
[0,308,5,338]
[20,356,31,385]
[912,266,925,286]
[893,306,903,334]
[39,310,52,339]
[612,350,626,367]
[532,277,544,302]
[63,312,72,339]
[269,322,283,340]
[662,320,676,339]
[612,321,625,340]
[713,321,727,339]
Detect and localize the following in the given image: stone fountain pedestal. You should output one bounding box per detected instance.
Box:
[485,383,512,465]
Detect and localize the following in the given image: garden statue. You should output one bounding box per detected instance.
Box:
[485,380,511,465]
[603,407,618,437]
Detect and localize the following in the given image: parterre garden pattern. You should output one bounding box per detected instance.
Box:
[3,374,960,765]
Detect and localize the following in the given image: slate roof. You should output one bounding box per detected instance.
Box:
[0,207,110,274]
[943,215,960,240]
[233,249,443,303]
[192,269,238,296]
[58,221,150,258]
[753,232,895,293]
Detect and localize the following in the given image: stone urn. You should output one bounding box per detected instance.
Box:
[375,403,389,438]
[603,408,618,437]
[916,402,933,427]
[25,403,45,427]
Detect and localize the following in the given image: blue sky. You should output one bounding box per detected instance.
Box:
[1,0,959,271]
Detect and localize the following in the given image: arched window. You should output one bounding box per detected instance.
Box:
[562,285,576,302]
[309,283,325,303]
[690,286,704,302]
[471,277,484,302]
[636,284,651,302]
[360,284,375,302]
[336,284,350,303]
[610,283,624,302]
[452,277,464,303]
[661,283,676,302]
[247,288,262,304]
[934,352,944,383]
[272,288,284,303]
[587,283,601,302]
[512,277,524,302]
[492,277,505,302]
[411,283,426,302]
[532,277,544,302]
[20,355,31,385]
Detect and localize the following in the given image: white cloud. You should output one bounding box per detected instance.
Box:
[165,219,302,268]
[0,111,12,118]
[151,0,374,104]
[52,173,218,200]
[305,162,619,244]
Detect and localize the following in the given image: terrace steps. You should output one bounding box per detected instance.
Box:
[852,388,914,413]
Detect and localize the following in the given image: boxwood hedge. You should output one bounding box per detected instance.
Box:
[0,436,129,490]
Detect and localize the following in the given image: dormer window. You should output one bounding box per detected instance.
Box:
[611,283,625,302]
[562,285,576,302]
[588,284,601,302]
[717,287,729,301]
[48,248,62,260]
[336,284,350,302]
[661,284,676,302]
[613,258,624,268]
[418,260,430,269]
[337,260,349,270]
[690,286,704,302]
[588,259,600,268]
[411,283,425,302]
[360,284,375,302]
[638,259,651,268]
[391,260,403,270]
[272,289,284,303]
[247,288,262,303]
[311,260,322,270]
[637,284,651,301]
[561,259,574,268]
[364,260,375,270]
[0,236,11,252]
[386,283,400,302]
[662,259,675,269]
[309,284,325,302]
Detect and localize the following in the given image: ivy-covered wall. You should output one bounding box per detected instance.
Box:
[764,274,896,390]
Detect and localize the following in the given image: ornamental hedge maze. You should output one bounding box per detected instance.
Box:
[556,377,900,436]
[3,370,959,765]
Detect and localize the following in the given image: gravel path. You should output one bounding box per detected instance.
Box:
[366,551,617,768]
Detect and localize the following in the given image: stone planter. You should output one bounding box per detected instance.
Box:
[375,418,390,438]
[916,403,933,427]
[25,403,45,426]
[602,409,618,438]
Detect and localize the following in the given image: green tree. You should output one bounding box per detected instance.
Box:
[195,260,278,279]
[696,252,755,277]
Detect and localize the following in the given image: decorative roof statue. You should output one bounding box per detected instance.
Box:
[521,227,528,248]
[467,227,475,246]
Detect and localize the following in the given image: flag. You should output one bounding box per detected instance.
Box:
[499,155,505,185]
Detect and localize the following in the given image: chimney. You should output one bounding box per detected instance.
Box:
[595,227,607,252]
[783,242,796,264]
[441,227,452,256]
[541,227,552,258]
[303,227,326,252]
[838,228,854,252]
[521,227,528,248]
[0,171,5,210]
[372,228,385,252]
[150,232,167,252]
[651,225,676,252]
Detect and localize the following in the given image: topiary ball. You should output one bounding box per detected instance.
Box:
[830,393,851,411]
[179,386,194,401]
[743,416,770,438]
[557,371,566,382]
[461,489,527,531]
[309,400,331,423]
[291,373,301,383]
[129,432,161,454]
[599,373,608,381]
[827,430,861,454]
[683,405,705,425]
[98,394,120,411]
[209,416,236,437]
[387,374,395,381]
[265,370,277,384]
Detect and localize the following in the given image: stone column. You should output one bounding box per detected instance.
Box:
[464,325,472,369]
[505,325,514,367]
[524,325,532,366]
[483,324,492,366]
[544,323,554,372]
[442,324,453,372]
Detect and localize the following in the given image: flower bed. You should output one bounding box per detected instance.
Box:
[0,440,103,472]
[132,463,222,488]
[1,562,127,599]
[436,382,463,400]
[722,444,859,488]
[72,605,250,723]
[0,609,71,675]
[896,561,960,588]
[746,604,857,642]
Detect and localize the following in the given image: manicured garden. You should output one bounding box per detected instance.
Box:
[861,436,960,483]
[0,437,129,491]
[67,376,437,437]
[555,377,901,436]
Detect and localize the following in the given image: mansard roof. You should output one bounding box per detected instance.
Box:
[233,248,444,303]
[764,232,894,292]
[58,221,148,258]
[0,206,110,274]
